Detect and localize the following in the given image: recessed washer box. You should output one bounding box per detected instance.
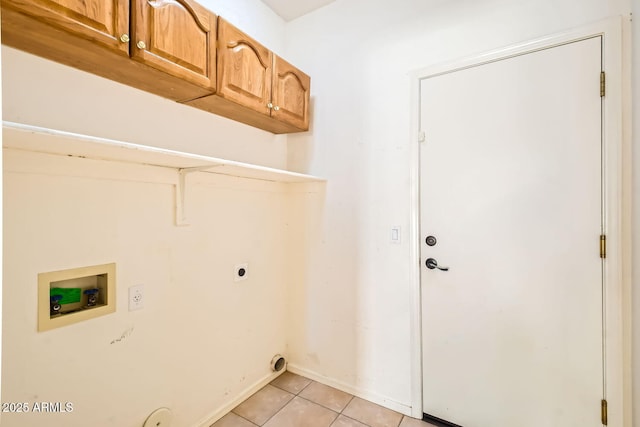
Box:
[38,263,116,332]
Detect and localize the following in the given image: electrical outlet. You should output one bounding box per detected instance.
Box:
[234,263,249,282]
[128,285,144,311]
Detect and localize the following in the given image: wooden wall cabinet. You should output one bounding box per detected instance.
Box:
[1,0,216,101]
[131,0,216,93]
[272,55,311,132]
[216,17,273,117]
[1,2,310,133]
[185,17,310,134]
[0,0,131,56]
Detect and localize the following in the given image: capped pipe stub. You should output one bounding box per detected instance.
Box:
[143,407,172,427]
[271,354,286,372]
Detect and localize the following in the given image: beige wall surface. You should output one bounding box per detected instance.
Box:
[2,149,297,427]
[1,1,299,426]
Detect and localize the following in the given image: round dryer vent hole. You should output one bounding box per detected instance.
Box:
[271,354,286,372]
[143,407,172,427]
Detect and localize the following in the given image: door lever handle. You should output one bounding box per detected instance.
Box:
[426,258,449,271]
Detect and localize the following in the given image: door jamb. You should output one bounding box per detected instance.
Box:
[408,17,631,426]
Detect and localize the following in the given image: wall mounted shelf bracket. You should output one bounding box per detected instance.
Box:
[176,166,217,226]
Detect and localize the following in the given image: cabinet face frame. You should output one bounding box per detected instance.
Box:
[2,0,130,56]
[216,17,273,116]
[272,55,310,131]
[131,0,217,92]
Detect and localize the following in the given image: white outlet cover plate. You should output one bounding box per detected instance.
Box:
[234,263,249,282]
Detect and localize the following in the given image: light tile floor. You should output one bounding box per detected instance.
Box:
[212,372,437,427]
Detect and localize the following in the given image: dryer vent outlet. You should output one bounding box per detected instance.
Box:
[271,354,286,372]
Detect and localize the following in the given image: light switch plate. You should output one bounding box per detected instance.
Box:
[391,226,401,244]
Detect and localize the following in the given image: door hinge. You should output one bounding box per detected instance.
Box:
[600,235,607,259]
[601,399,608,425]
[600,71,606,97]
[418,131,426,143]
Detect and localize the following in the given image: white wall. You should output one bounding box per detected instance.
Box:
[1,1,300,426]
[285,0,635,418]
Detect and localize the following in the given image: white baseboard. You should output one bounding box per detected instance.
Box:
[196,369,286,427]
[286,363,413,416]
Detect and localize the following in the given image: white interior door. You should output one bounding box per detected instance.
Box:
[420,37,603,426]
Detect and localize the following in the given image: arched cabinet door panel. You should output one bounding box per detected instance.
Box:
[217,17,272,116]
[132,0,216,92]
[2,0,130,55]
[272,55,310,131]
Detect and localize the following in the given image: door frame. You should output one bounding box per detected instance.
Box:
[408,17,631,426]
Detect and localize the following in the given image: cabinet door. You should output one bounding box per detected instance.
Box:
[2,0,130,55]
[217,17,272,116]
[272,56,310,131]
[132,0,216,92]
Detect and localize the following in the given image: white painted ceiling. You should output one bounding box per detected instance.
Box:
[260,0,336,21]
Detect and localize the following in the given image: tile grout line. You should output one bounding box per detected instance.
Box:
[225,374,410,427]
[328,394,375,427]
[329,412,374,427]
[254,392,296,426]
[268,376,312,395]
[228,411,261,427]
[297,378,313,395]
[293,388,355,415]
[255,377,308,427]
[291,394,352,426]
[271,377,367,427]
[340,395,356,414]
[230,383,295,427]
